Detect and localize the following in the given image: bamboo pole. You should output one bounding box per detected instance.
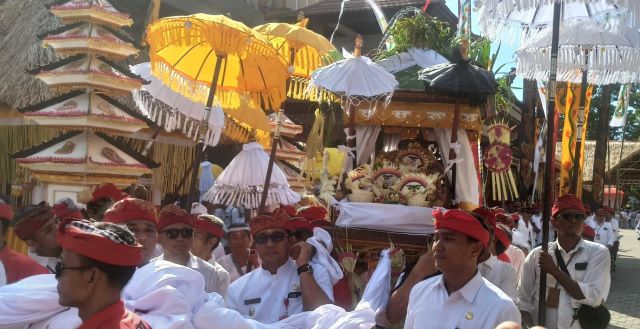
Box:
[538,2,562,326]
[185,54,224,209]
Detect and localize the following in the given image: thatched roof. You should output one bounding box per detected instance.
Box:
[556,140,640,182]
[0,0,61,109]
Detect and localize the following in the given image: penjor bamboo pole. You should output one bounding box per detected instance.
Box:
[570,51,590,194]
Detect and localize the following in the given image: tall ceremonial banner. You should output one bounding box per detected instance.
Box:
[611,84,630,127]
[559,82,593,197]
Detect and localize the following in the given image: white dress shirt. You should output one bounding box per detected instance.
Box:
[505,245,526,279]
[27,248,58,273]
[218,251,261,283]
[404,271,520,329]
[532,214,543,245]
[152,252,227,295]
[516,240,611,329]
[515,218,537,251]
[588,221,614,247]
[225,258,334,323]
[609,218,620,241]
[205,257,231,297]
[479,255,518,299]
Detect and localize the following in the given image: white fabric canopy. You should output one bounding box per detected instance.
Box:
[336,203,435,235]
[377,48,449,73]
[131,62,225,147]
[355,125,381,165]
[516,20,640,85]
[203,142,300,209]
[434,128,480,208]
[477,0,640,42]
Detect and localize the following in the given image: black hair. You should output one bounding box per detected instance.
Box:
[83,222,137,289]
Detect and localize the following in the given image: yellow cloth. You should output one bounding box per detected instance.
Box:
[559,82,593,198]
[146,14,289,112]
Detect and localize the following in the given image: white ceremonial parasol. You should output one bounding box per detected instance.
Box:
[309,35,398,168]
[478,0,640,41]
[131,62,225,147]
[516,20,640,85]
[202,142,301,209]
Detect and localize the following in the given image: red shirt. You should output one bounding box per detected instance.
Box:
[0,245,48,284]
[79,300,151,329]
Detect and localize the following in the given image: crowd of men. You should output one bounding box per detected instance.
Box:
[0,190,624,329]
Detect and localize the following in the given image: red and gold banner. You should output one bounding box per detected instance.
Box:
[559,82,593,198]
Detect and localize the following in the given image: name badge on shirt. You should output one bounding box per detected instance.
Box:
[575,262,588,270]
[244,298,261,305]
[288,291,302,299]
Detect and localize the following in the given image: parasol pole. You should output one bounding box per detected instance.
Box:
[538,1,562,326]
[258,48,297,214]
[570,50,590,194]
[615,124,627,210]
[449,103,460,199]
[347,35,364,169]
[185,54,225,209]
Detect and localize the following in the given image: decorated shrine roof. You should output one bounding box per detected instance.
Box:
[40,22,137,59]
[268,113,303,138]
[18,91,150,133]
[49,0,133,27]
[28,54,144,94]
[11,130,159,172]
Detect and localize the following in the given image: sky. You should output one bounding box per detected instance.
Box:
[444,1,524,100]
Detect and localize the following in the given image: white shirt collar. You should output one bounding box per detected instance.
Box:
[557,239,585,256]
[438,270,484,304]
[258,258,295,277]
[480,255,498,269]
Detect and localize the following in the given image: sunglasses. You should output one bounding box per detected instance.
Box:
[558,213,586,221]
[54,261,93,279]
[161,228,194,239]
[254,231,287,245]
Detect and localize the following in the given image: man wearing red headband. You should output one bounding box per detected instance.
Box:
[56,219,150,328]
[191,214,230,296]
[517,195,611,329]
[404,208,520,329]
[0,196,48,285]
[225,209,334,323]
[12,202,66,273]
[151,204,226,294]
[218,223,261,283]
[103,198,160,266]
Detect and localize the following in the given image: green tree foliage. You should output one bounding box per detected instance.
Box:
[586,84,640,141]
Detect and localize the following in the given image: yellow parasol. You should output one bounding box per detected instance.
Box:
[146,14,289,112]
[253,17,336,102]
[146,14,289,206]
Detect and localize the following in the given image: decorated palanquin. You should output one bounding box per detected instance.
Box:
[13,0,154,193]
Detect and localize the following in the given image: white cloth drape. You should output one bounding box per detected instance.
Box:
[0,261,5,287]
[434,128,479,208]
[355,125,381,165]
[382,133,401,152]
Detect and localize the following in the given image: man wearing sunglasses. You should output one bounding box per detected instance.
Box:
[517,194,611,329]
[226,209,334,323]
[56,218,150,328]
[103,198,160,266]
[1,197,48,285]
[152,204,226,294]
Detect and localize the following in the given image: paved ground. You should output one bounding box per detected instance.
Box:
[607,228,640,329]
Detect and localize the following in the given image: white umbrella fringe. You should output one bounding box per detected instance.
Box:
[477,0,640,43]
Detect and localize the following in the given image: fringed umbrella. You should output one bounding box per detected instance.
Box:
[253,16,336,213]
[202,142,300,209]
[146,14,289,207]
[309,35,398,168]
[516,20,640,194]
